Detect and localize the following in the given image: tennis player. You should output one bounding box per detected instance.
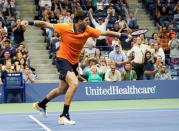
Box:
[21,11,132,125]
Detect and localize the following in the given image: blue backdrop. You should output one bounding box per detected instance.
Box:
[0,80,179,103]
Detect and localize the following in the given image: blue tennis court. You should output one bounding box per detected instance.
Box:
[0,108,179,131]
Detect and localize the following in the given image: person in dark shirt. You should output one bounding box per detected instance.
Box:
[12,19,26,45]
[143,51,157,80]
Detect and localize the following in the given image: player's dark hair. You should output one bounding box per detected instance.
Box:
[73,11,88,23]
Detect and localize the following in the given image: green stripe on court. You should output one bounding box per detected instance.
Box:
[0,98,179,113]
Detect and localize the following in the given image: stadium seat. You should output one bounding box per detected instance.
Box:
[2,73,26,103]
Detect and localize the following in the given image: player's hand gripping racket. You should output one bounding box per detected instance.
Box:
[125,28,149,42]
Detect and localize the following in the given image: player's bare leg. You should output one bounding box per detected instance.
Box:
[59,71,78,125]
[33,81,68,117]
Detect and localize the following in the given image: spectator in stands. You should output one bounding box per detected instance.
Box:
[19,58,27,69]
[96,0,104,11]
[0,10,6,25]
[0,21,7,41]
[83,57,98,73]
[155,0,171,26]
[16,43,29,60]
[110,21,121,32]
[124,6,139,30]
[22,66,36,83]
[121,62,137,80]
[0,38,15,58]
[111,37,121,49]
[63,11,72,23]
[82,0,96,11]
[149,32,160,44]
[105,57,113,67]
[158,25,170,64]
[85,64,104,82]
[150,42,165,63]
[154,56,163,71]
[105,63,121,81]
[89,8,110,51]
[60,0,72,11]
[155,64,171,80]
[14,51,24,63]
[112,20,132,34]
[110,0,123,16]
[143,51,156,80]
[77,63,87,82]
[127,36,146,80]
[0,0,3,7]
[107,3,115,16]
[14,60,23,73]
[94,48,102,61]
[49,31,60,59]
[71,0,83,14]
[41,4,51,21]
[109,44,127,71]
[1,60,14,82]
[97,57,108,74]
[12,19,26,45]
[168,31,179,64]
[0,50,13,65]
[38,0,52,18]
[116,15,126,29]
[3,0,16,18]
[84,38,96,57]
[173,1,179,20]
[168,18,179,31]
[48,11,59,24]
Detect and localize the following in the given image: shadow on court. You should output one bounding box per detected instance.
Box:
[0,109,179,131]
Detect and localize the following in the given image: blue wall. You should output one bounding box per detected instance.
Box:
[0,80,179,103]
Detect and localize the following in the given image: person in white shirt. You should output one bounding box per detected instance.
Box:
[89,8,110,51]
[127,36,147,79]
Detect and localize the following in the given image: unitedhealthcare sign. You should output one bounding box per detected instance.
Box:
[1,80,179,102]
[73,80,179,101]
[85,85,156,96]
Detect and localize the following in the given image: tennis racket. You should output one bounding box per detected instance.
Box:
[131,28,148,36]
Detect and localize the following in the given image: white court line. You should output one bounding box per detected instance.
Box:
[28,115,52,131]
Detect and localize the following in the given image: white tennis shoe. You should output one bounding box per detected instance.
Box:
[58,115,76,125]
[33,102,47,118]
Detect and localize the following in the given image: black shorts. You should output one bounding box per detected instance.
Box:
[55,57,78,80]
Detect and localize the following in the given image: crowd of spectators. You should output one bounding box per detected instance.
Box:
[0,0,36,84]
[35,0,179,82]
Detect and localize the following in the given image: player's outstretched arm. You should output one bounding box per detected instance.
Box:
[21,20,54,30]
[100,30,132,41]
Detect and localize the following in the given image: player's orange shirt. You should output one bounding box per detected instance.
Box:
[53,23,101,64]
